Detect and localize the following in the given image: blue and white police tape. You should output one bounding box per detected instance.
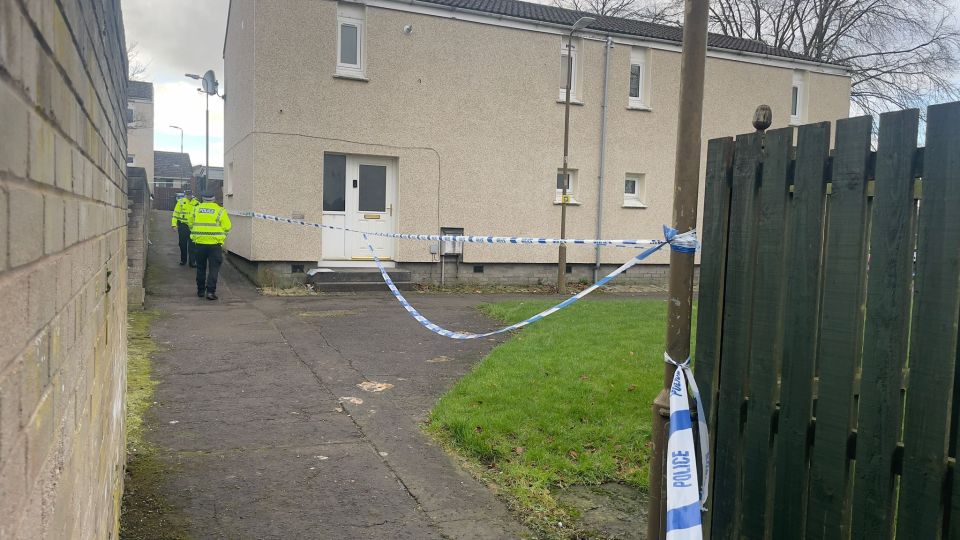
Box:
[231,211,697,249]
[362,226,698,340]
[664,353,710,540]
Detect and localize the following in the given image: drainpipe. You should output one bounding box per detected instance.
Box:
[594,36,614,282]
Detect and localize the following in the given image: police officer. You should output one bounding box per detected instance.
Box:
[188,191,232,300]
[170,193,196,266]
[185,193,199,266]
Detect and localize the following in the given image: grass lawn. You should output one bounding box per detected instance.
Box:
[427,298,694,534]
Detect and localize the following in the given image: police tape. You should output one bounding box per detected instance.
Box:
[664,353,709,540]
[361,226,697,340]
[231,211,698,249]
[232,210,698,339]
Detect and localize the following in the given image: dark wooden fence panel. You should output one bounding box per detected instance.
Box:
[694,137,735,540]
[805,115,873,538]
[897,101,960,539]
[771,122,831,540]
[697,101,960,538]
[710,132,762,539]
[739,127,793,539]
[695,137,735,432]
[850,109,919,539]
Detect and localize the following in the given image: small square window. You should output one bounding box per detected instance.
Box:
[127,154,135,164]
[556,169,578,203]
[624,173,646,207]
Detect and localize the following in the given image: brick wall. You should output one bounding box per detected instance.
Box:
[126,167,148,307]
[0,0,129,538]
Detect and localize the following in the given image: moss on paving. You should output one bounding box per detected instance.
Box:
[427,299,693,538]
[120,310,191,540]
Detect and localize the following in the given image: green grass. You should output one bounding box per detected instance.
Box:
[121,310,192,540]
[427,299,693,534]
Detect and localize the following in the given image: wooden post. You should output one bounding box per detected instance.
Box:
[646,0,710,537]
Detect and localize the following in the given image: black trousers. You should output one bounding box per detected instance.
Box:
[176,222,195,265]
[195,244,224,294]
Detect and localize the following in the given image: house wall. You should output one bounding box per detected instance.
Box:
[224,0,851,268]
[127,97,154,189]
[0,0,129,537]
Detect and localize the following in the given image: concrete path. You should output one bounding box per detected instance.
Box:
[142,211,528,539]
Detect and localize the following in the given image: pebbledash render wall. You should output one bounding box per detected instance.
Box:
[223,0,850,283]
[0,0,129,538]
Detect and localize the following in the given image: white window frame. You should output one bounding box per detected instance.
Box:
[559,40,579,102]
[623,173,646,208]
[790,70,807,125]
[628,47,650,110]
[555,169,580,204]
[336,3,365,78]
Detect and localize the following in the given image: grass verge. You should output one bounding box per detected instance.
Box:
[427,299,693,537]
[120,310,191,540]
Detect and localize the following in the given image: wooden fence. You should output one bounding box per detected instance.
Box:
[693,101,960,538]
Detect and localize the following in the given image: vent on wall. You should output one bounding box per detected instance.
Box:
[291,264,305,274]
[473,265,484,273]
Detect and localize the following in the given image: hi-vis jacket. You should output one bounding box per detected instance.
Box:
[171,198,196,227]
[188,202,232,245]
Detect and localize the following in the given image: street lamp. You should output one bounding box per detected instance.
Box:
[170,125,183,154]
[557,16,594,294]
[185,70,220,193]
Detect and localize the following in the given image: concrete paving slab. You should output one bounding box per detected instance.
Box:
[136,211,530,538]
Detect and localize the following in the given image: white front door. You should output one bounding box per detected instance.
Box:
[321,154,397,264]
[348,156,396,260]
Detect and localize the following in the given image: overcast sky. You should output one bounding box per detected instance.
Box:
[122,0,229,167]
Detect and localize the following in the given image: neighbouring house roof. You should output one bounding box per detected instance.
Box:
[154,151,193,180]
[412,0,839,65]
[127,80,153,101]
[193,165,225,181]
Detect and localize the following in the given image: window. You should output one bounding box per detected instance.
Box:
[556,169,578,203]
[559,40,579,101]
[624,173,646,207]
[791,70,807,125]
[628,47,650,109]
[127,154,135,164]
[336,3,365,78]
[323,154,347,212]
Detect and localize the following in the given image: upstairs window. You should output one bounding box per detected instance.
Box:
[791,70,807,124]
[628,47,650,109]
[559,40,579,101]
[337,3,365,78]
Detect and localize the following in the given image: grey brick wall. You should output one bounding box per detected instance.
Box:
[0,0,129,538]
[126,167,148,307]
[403,262,693,289]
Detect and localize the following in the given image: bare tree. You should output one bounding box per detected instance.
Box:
[555,0,960,115]
[127,41,150,81]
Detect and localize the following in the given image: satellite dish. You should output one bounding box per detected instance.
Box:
[201,70,219,95]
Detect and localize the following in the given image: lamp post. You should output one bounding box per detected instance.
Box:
[557,16,594,294]
[170,125,183,154]
[646,0,710,537]
[185,70,219,194]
